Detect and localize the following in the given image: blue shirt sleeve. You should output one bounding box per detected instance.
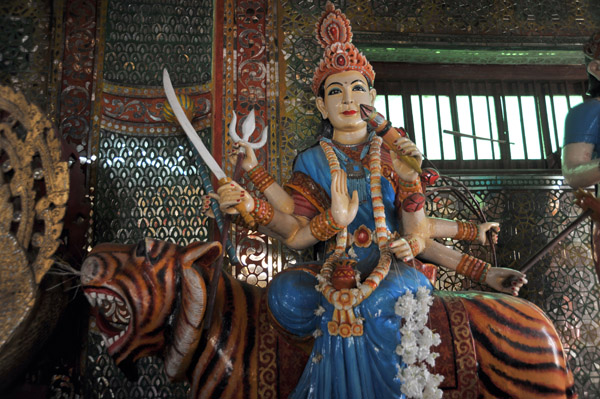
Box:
[564,100,600,154]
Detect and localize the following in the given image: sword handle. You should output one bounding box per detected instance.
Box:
[218,177,256,228]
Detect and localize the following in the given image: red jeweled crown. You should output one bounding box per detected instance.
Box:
[311,2,375,95]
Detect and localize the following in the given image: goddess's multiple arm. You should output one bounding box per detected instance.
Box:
[384,136,526,294]
[210,136,525,295]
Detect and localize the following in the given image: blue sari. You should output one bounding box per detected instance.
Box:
[267,138,433,399]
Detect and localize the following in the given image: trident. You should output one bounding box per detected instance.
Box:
[163,69,269,330]
[228,109,268,150]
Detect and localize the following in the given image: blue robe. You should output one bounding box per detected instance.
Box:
[267,138,433,399]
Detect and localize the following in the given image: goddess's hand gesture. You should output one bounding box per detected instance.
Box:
[330,170,359,227]
[390,137,423,182]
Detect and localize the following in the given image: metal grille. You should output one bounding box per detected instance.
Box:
[0,0,53,111]
[427,175,600,398]
[104,0,213,86]
[93,129,211,246]
[82,330,189,398]
[376,78,587,170]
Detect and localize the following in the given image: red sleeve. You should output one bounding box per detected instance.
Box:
[284,171,331,217]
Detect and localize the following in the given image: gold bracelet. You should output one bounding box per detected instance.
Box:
[249,198,274,226]
[456,254,491,283]
[247,164,276,193]
[309,209,343,241]
[455,221,478,241]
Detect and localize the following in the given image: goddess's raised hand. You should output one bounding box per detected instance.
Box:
[330,169,359,227]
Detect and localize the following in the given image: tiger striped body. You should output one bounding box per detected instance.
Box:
[431,291,577,399]
[460,292,576,399]
[81,238,306,399]
[81,239,576,399]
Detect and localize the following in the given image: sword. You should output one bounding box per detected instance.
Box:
[162,69,254,225]
[163,68,253,330]
[163,69,226,180]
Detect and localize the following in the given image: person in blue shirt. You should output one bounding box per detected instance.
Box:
[562,31,600,188]
[562,30,600,279]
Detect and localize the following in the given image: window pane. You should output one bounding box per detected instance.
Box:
[456,96,475,160]
[488,96,501,159]
[505,96,542,160]
[438,96,456,160]
[374,95,388,120]
[545,95,563,153]
[421,95,441,159]
[522,96,542,160]
[411,95,425,156]
[471,96,499,160]
[387,95,405,128]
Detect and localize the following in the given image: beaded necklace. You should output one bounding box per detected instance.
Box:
[316,135,393,338]
[325,137,371,203]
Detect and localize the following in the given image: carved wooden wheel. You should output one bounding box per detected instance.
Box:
[0,85,69,388]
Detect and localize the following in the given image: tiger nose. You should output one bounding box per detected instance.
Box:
[80,257,98,285]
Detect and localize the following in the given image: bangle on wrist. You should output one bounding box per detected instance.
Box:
[456,254,491,283]
[247,164,276,193]
[249,198,274,226]
[309,209,344,241]
[454,221,478,241]
[396,178,422,202]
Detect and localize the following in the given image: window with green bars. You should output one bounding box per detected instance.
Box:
[372,64,588,171]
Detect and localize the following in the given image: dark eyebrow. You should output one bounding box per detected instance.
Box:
[326,79,366,90]
[325,81,342,89]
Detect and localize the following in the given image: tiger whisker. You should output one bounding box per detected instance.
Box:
[52,258,82,276]
[46,270,79,276]
[65,283,82,292]
[45,275,78,292]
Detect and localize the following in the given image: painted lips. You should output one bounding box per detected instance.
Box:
[343,110,357,116]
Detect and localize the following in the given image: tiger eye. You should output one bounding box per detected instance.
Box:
[135,240,146,257]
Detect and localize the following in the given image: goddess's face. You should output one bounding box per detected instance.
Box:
[316,70,377,134]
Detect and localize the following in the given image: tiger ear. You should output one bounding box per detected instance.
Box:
[181,241,222,268]
[164,265,207,381]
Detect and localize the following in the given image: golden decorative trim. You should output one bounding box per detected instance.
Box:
[103,82,211,97]
[0,84,69,346]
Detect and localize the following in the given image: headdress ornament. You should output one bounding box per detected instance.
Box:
[312,2,375,95]
[584,30,600,60]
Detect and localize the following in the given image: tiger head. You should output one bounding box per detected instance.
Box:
[80,238,221,377]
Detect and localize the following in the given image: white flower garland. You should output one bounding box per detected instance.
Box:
[395,286,444,399]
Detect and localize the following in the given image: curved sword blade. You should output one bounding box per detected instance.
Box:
[163,68,226,180]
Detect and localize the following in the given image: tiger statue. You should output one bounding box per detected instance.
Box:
[80,238,577,399]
